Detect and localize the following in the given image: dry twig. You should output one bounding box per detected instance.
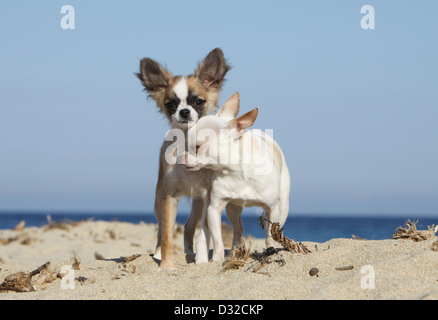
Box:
[335,265,354,271]
[121,254,141,264]
[71,251,81,270]
[222,242,252,272]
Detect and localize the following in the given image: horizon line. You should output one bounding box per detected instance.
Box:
[0,209,436,219]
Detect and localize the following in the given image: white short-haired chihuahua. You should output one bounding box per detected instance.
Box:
[180,92,290,264]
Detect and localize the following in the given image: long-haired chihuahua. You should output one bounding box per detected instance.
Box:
[137,48,243,270]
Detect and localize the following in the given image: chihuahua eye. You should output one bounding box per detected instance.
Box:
[165,101,177,112]
[194,99,205,107]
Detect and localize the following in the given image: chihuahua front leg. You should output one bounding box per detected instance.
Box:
[184,198,204,256]
[195,197,211,264]
[207,198,228,262]
[159,196,179,271]
[153,182,164,260]
[225,202,244,248]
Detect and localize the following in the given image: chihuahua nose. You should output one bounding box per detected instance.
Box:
[179,109,191,119]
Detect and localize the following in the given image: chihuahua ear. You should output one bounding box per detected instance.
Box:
[195,48,231,89]
[217,92,240,120]
[229,108,259,136]
[137,58,172,100]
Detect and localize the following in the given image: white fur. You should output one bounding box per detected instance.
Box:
[171,77,199,127]
[173,77,188,102]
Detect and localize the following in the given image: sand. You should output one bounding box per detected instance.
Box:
[1,218,438,300]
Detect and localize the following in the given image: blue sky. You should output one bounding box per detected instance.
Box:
[0,1,437,216]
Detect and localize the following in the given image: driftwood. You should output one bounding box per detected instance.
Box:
[0,262,50,293]
[270,222,311,254]
[43,215,93,232]
[431,240,438,252]
[258,215,311,254]
[13,220,26,231]
[392,219,437,242]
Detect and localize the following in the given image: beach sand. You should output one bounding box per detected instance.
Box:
[1,218,438,300]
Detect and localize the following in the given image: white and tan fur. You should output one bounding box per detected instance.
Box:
[181,93,290,264]
[137,49,244,270]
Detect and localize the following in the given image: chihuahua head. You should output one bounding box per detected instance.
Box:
[137,48,230,129]
[180,92,259,170]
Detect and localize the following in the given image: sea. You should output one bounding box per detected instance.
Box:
[0,211,436,243]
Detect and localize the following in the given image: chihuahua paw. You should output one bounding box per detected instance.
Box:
[157,266,176,272]
[212,253,225,262]
[195,254,209,265]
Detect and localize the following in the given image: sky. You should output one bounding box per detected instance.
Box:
[0,1,437,216]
